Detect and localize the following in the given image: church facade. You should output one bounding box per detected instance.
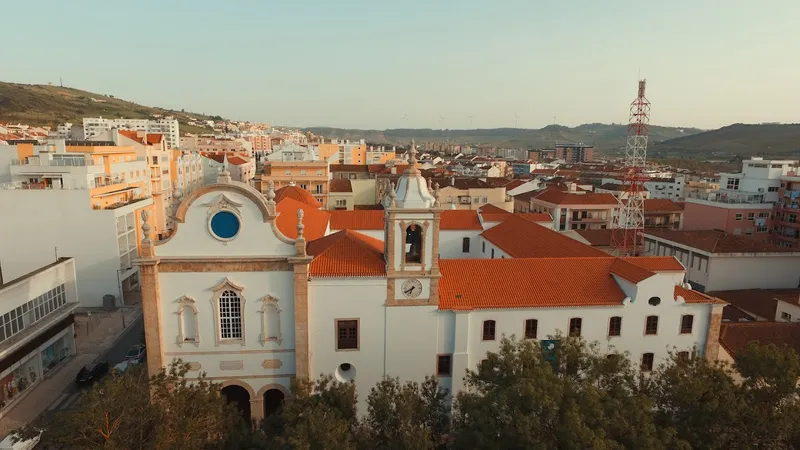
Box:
[136,148,725,423]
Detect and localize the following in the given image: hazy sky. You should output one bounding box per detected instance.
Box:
[2,0,799,130]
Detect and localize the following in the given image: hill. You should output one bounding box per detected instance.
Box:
[0,82,217,135]
[301,123,704,154]
[651,123,800,158]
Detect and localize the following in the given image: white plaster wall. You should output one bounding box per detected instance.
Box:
[776,301,800,322]
[476,237,510,259]
[439,230,481,259]
[464,278,712,374]
[707,256,800,292]
[384,303,441,383]
[0,258,79,314]
[156,189,296,257]
[0,190,130,307]
[158,271,296,394]
[308,278,387,411]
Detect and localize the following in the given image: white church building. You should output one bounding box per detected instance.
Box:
[136,146,726,424]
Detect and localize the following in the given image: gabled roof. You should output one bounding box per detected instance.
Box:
[477,204,512,222]
[644,198,683,213]
[307,230,386,277]
[329,210,384,230]
[644,230,797,254]
[275,198,330,241]
[480,215,607,258]
[439,257,628,310]
[440,210,483,230]
[574,229,614,246]
[532,188,618,206]
[719,322,800,357]
[674,285,726,304]
[329,179,352,193]
[274,185,320,207]
[623,256,685,272]
[609,258,656,283]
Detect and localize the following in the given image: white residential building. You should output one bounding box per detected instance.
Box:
[135,149,725,425]
[0,257,79,417]
[82,117,180,149]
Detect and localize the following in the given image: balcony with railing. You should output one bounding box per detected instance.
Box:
[688,189,767,204]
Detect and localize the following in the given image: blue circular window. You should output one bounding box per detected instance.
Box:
[209,211,240,240]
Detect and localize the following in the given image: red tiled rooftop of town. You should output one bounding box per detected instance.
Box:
[480,215,608,258]
[329,179,352,193]
[719,322,800,357]
[273,185,320,207]
[307,230,386,277]
[274,198,329,241]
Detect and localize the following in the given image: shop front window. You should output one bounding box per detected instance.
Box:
[41,336,70,375]
[0,356,40,410]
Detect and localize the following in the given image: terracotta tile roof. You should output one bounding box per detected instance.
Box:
[440,210,483,230]
[719,322,800,357]
[575,229,614,246]
[518,213,553,223]
[307,230,386,277]
[329,210,384,230]
[644,230,797,254]
[227,156,249,165]
[118,129,140,142]
[609,258,655,283]
[274,185,320,207]
[674,285,726,304]
[480,215,608,258]
[330,164,369,173]
[146,133,164,145]
[512,190,543,202]
[427,177,494,189]
[329,179,352,193]
[439,257,627,310]
[505,179,527,190]
[644,198,683,213]
[118,130,164,146]
[275,198,330,241]
[598,182,627,192]
[478,204,512,222]
[532,188,618,206]
[622,256,685,272]
[706,289,784,320]
[723,305,756,322]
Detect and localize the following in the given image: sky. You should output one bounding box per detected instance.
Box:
[2,0,799,130]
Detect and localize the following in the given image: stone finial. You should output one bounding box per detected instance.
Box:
[433,182,441,207]
[409,139,417,164]
[296,209,305,238]
[217,154,232,184]
[266,180,276,205]
[141,209,151,243]
[388,182,397,208]
[427,177,433,191]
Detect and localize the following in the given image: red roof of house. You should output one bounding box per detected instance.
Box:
[719,322,800,357]
[329,210,384,230]
[118,130,164,146]
[440,210,483,230]
[480,215,607,258]
[274,185,320,208]
[532,188,618,206]
[644,198,683,213]
[274,198,330,241]
[329,179,352,193]
[623,256,685,272]
[644,230,797,254]
[307,230,386,277]
[675,285,726,304]
[574,229,614,247]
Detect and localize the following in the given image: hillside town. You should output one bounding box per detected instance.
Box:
[1,103,799,446]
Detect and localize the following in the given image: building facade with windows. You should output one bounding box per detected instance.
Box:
[0,257,79,417]
[0,141,154,307]
[775,173,800,247]
[136,150,725,426]
[83,117,180,149]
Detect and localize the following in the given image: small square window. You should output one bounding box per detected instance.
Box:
[735,213,743,221]
[336,319,359,350]
[524,319,538,339]
[569,318,582,337]
[781,312,792,321]
[608,316,622,337]
[482,320,496,340]
[677,351,691,362]
[680,315,694,334]
[437,354,452,376]
[747,212,755,220]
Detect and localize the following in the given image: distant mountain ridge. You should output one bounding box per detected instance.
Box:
[651,123,800,158]
[301,124,704,154]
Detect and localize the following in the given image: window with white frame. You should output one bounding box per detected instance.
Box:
[335,199,347,208]
[0,284,67,344]
[726,178,740,190]
[218,290,243,340]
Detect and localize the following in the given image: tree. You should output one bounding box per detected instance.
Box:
[14,361,248,449]
[451,336,677,450]
[261,374,359,450]
[361,376,450,449]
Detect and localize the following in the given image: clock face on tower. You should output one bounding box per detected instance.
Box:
[401,278,423,299]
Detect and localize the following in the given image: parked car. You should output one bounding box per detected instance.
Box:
[76,362,109,385]
[125,344,146,364]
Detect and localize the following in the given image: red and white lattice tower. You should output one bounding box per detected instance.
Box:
[611,79,650,256]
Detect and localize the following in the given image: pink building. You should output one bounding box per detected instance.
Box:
[682,200,772,241]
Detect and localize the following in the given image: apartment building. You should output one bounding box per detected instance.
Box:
[254,143,335,208]
[82,117,180,149]
[517,184,618,231]
[244,134,272,153]
[643,230,800,292]
[417,177,513,211]
[0,258,79,417]
[181,135,253,157]
[554,144,594,163]
[0,141,154,307]
[201,153,255,185]
[683,158,798,241]
[775,173,800,247]
[644,199,684,230]
[644,175,685,200]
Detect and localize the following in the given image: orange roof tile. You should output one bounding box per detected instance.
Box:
[308,230,386,277]
[275,198,330,241]
[478,203,512,222]
[574,229,614,246]
[274,185,320,208]
[518,213,553,223]
[440,210,483,230]
[146,133,164,145]
[622,256,685,272]
[609,258,655,283]
[329,179,352,193]
[439,257,627,310]
[532,188,618,206]
[118,129,140,142]
[720,322,800,357]
[480,215,607,258]
[329,210,384,230]
[644,230,797,254]
[675,285,726,304]
[644,198,683,213]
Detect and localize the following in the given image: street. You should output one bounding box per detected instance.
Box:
[44,316,144,414]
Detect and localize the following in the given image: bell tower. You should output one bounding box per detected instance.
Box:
[384,140,443,306]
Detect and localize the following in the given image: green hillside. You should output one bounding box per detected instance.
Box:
[651,123,800,158]
[0,82,217,135]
